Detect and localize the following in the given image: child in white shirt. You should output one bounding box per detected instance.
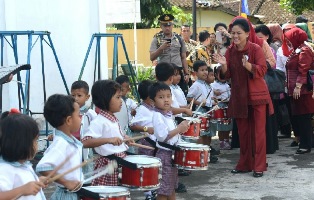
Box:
[0,110,46,200]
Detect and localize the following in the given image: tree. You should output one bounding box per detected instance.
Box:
[280,0,314,15]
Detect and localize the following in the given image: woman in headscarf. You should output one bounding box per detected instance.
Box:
[213,18,273,177]
[267,23,283,52]
[284,27,314,154]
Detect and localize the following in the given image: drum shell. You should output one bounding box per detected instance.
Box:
[212,108,227,121]
[81,186,130,200]
[183,121,200,138]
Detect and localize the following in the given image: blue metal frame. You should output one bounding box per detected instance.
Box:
[0,31,69,115]
[78,33,140,102]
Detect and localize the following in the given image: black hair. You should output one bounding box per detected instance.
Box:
[255,24,273,44]
[71,80,89,94]
[198,30,210,43]
[149,82,171,101]
[138,80,154,100]
[181,24,190,30]
[193,60,207,72]
[155,62,174,81]
[214,22,228,32]
[115,75,130,85]
[44,94,76,128]
[92,80,121,111]
[231,18,250,33]
[208,67,214,73]
[0,112,39,162]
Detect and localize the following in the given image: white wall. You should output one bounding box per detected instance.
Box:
[1,0,108,113]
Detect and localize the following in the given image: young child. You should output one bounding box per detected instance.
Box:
[155,62,192,117]
[171,64,188,108]
[82,80,130,186]
[150,82,189,200]
[129,80,156,200]
[70,80,97,174]
[211,66,232,150]
[187,61,218,163]
[115,75,138,153]
[36,94,83,199]
[0,110,46,200]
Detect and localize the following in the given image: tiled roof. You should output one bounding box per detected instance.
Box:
[170,0,314,24]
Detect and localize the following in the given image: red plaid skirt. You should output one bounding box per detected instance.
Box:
[92,152,126,186]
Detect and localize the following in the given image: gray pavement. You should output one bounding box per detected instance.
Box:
[43,137,314,200]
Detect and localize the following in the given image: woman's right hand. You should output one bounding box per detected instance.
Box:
[212,54,226,65]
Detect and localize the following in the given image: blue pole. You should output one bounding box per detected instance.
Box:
[79,34,95,80]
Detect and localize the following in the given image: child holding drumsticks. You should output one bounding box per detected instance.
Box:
[36,94,83,199]
[0,109,47,200]
[150,82,190,200]
[82,80,133,186]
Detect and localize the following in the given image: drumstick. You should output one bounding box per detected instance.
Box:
[82,161,117,184]
[128,142,155,150]
[123,134,147,142]
[48,156,97,183]
[189,98,194,110]
[194,101,204,114]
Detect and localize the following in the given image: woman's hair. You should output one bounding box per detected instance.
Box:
[44,94,76,128]
[148,82,171,101]
[0,112,39,162]
[231,18,250,33]
[92,80,122,110]
[255,24,273,44]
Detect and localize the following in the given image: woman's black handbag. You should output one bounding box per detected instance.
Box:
[306,70,314,91]
[264,62,286,93]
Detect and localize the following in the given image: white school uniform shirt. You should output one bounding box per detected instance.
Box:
[125,98,138,121]
[170,85,183,117]
[0,157,46,200]
[152,110,181,151]
[187,79,213,107]
[130,103,156,141]
[171,84,187,106]
[84,113,128,156]
[36,130,84,187]
[114,99,129,133]
[276,47,288,75]
[210,80,231,101]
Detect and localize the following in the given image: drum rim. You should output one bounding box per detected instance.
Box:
[124,155,162,167]
[82,186,130,197]
[120,183,161,191]
[176,143,210,150]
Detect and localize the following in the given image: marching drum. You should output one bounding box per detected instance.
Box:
[81,186,130,200]
[212,107,228,121]
[174,143,209,170]
[182,117,201,139]
[120,155,161,190]
[193,112,211,131]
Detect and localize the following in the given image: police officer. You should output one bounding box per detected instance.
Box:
[149,14,190,95]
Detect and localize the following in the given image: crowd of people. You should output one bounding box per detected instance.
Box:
[0,13,313,200]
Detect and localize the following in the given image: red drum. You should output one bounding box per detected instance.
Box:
[81,186,130,200]
[213,107,227,121]
[120,155,161,190]
[174,143,210,170]
[182,117,201,139]
[193,112,211,131]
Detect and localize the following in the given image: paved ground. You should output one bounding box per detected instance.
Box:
[42,137,314,200]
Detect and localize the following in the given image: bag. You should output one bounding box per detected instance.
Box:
[306,70,314,91]
[264,62,286,93]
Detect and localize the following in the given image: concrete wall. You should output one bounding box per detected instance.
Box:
[1,0,108,113]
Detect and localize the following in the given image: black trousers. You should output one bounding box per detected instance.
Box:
[291,114,312,149]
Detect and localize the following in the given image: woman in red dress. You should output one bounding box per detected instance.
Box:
[284,27,314,154]
[213,18,273,178]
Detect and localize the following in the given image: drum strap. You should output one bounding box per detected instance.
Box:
[105,154,137,170]
[144,137,157,148]
[158,141,181,151]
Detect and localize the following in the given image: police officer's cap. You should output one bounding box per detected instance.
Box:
[158,14,174,26]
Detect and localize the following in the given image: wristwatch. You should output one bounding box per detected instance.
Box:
[295,84,301,89]
[143,126,148,132]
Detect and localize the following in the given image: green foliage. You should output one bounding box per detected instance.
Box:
[136,66,156,82]
[280,0,314,15]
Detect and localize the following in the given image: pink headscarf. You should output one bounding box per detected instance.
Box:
[229,16,264,47]
[267,23,283,43]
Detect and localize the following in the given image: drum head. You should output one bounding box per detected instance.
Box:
[83,186,130,197]
[177,142,210,150]
[124,155,161,166]
[183,117,201,123]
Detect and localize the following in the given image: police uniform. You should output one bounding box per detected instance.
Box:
[149,14,189,95]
